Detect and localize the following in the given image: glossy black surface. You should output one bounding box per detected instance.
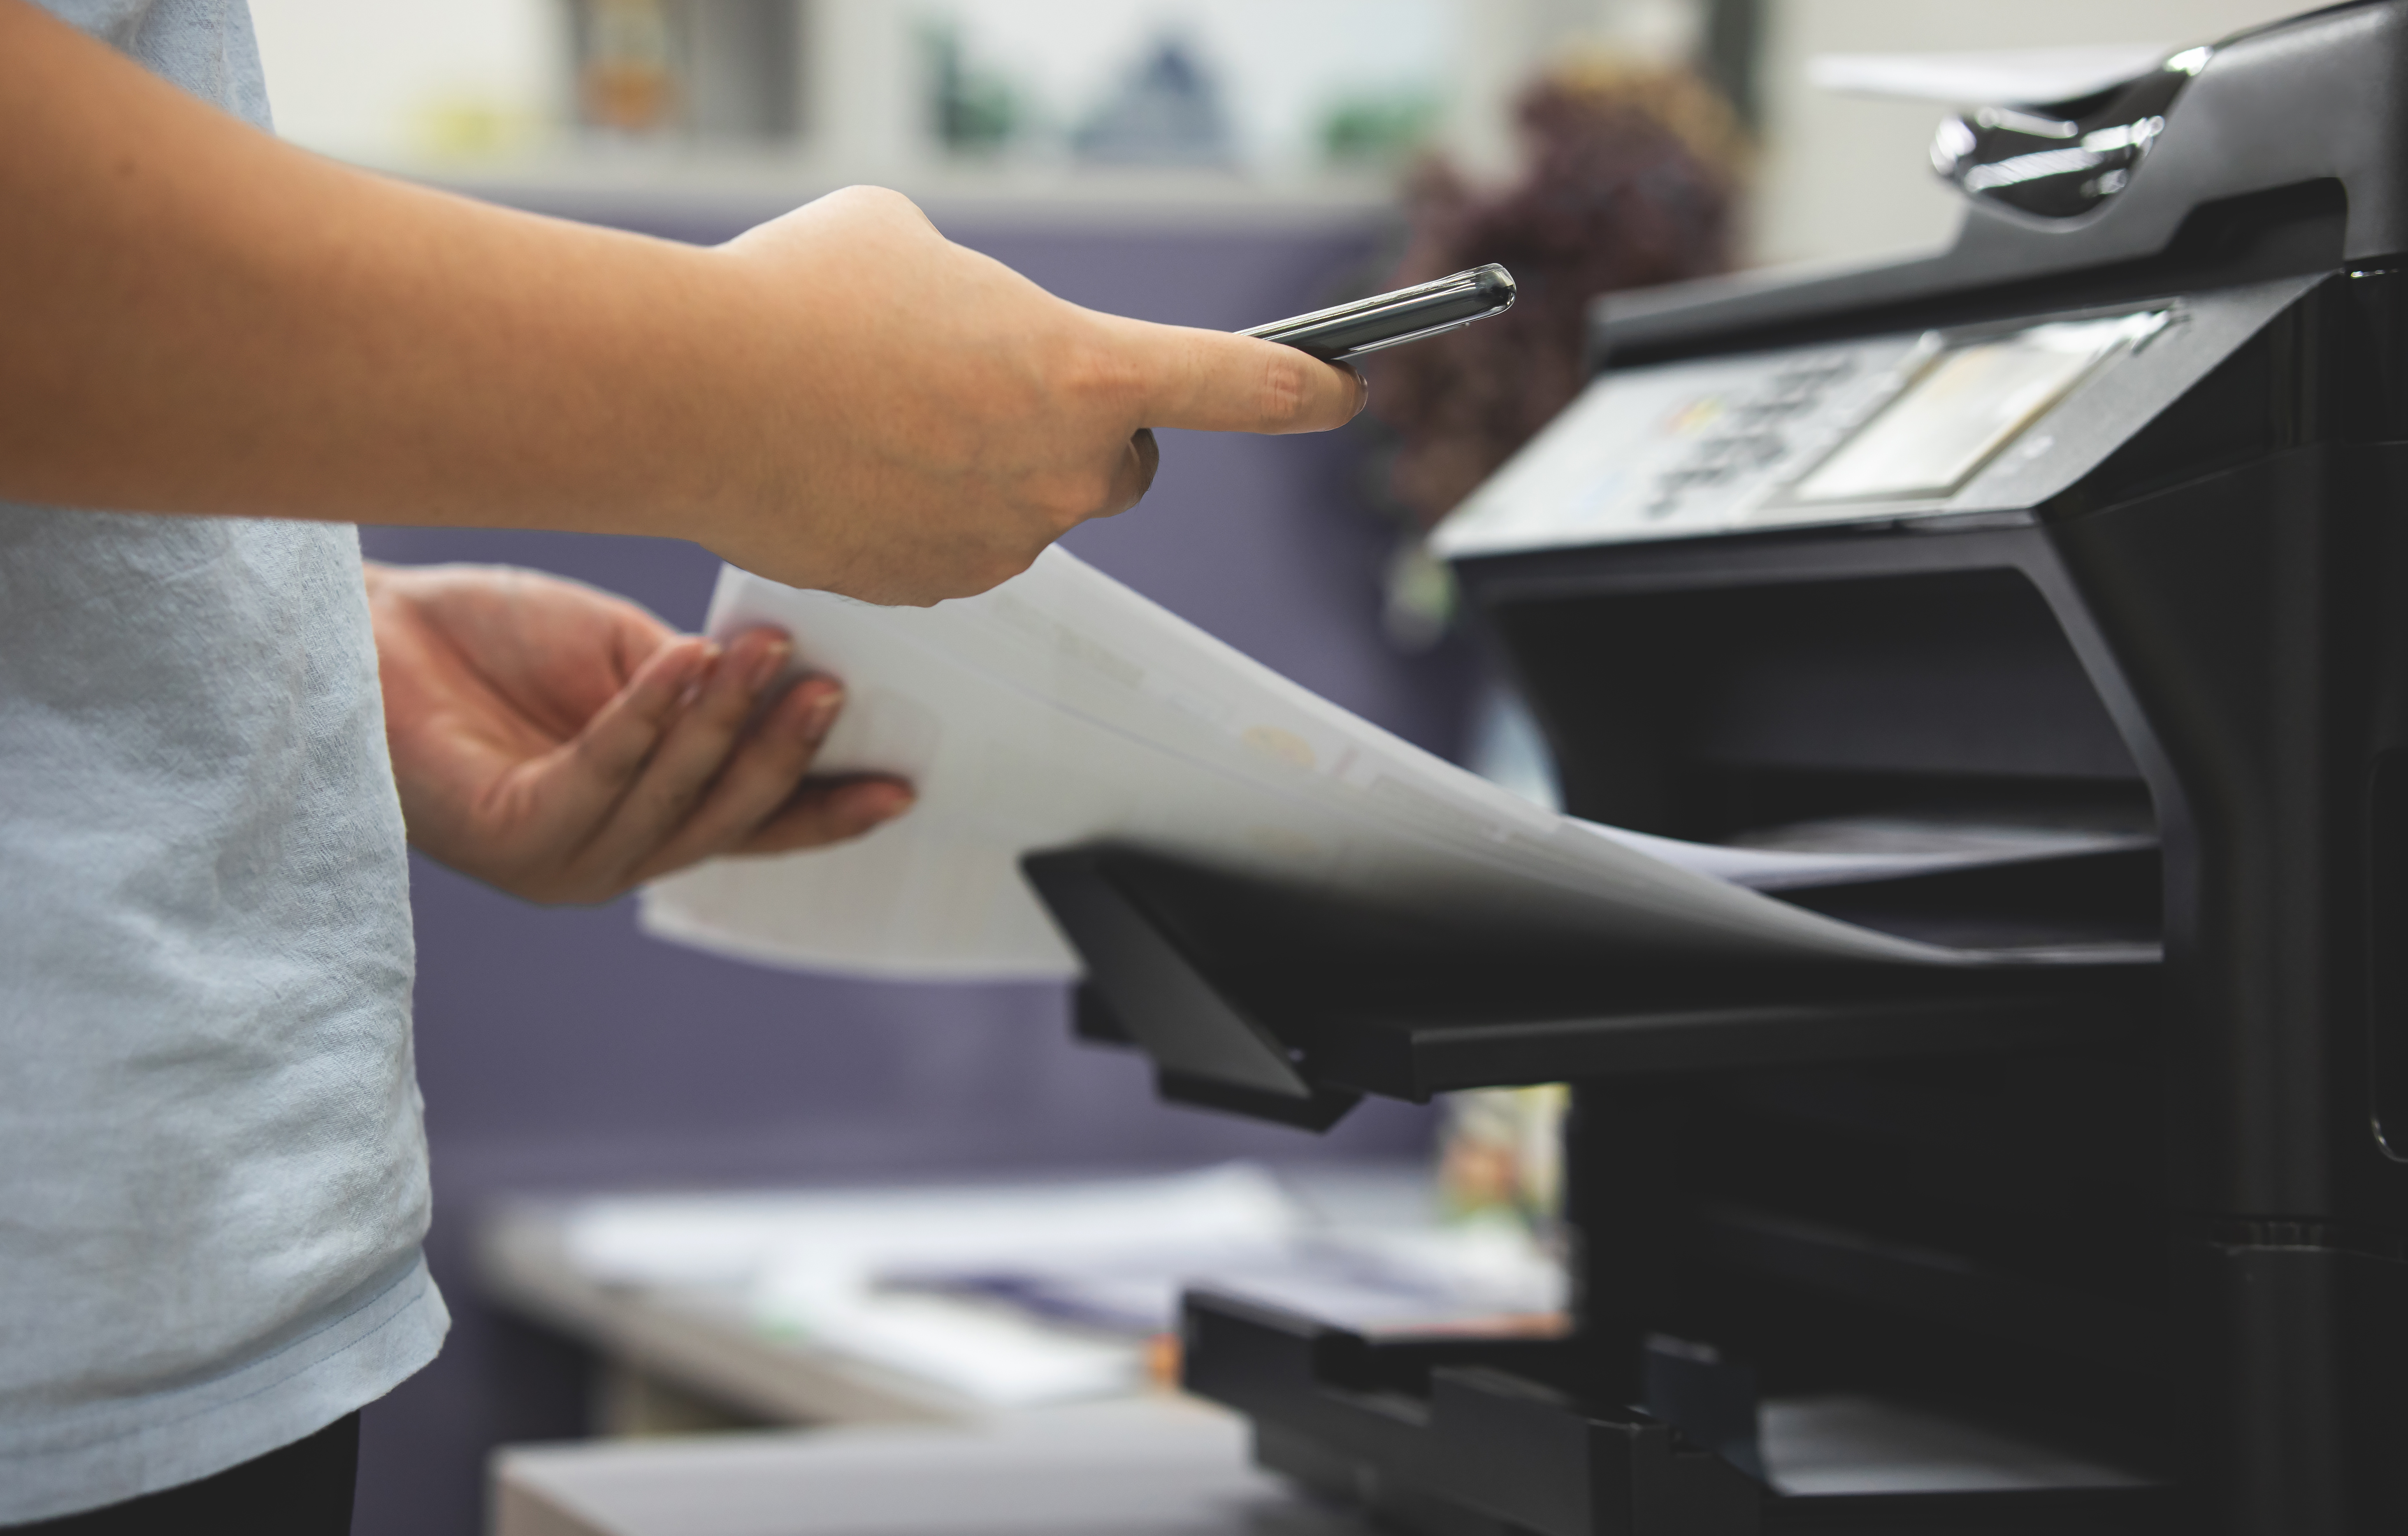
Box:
[1929,55,2198,222]
[1240,263,1516,362]
[1050,7,2408,1529]
[1597,4,2407,367]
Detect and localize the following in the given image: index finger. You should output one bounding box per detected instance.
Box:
[1117,321,1367,436]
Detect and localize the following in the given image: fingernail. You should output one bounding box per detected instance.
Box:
[796,681,845,740]
[1353,366,1371,415]
[844,782,913,826]
[748,638,792,692]
[685,641,723,688]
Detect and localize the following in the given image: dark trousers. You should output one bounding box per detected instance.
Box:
[16,1413,358,1535]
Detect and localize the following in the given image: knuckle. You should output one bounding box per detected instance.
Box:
[993,548,1038,587]
[696,686,753,729]
[831,183,907,217]
[1012,472,1097,536]
[571,729,643,780]
[1060,473,1113,529]
[969,545,1040,596]
[1065,473,1112,525]
[1258,352,1312,428]
[1050,339,1146,415]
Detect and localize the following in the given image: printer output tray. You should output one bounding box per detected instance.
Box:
[1182,1295,2175,1536]
[1028,845,2155,1126]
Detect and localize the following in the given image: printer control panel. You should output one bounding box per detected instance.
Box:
[1635,353,1868,521]
[1430,333,1926,561]
[1429,280,2315,562]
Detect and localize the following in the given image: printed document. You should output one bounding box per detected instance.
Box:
[641,550,2113,980]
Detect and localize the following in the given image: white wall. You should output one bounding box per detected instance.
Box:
[1749,0,2316,270]
[250,0,1486,173]
[1437,0,1707,175]
[248,0,562,161]
[244,0,1686,180]
[247,0,2329,255]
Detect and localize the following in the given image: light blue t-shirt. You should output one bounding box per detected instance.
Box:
[0,3,447,1521]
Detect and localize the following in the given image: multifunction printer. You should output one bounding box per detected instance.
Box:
[1032,6,2408,1531]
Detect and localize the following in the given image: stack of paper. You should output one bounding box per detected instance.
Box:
[641,549,2116,980]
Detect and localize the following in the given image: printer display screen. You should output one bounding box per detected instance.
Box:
[1788,311,2166,505]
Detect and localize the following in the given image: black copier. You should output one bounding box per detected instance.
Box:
[1026,5,2408,1532]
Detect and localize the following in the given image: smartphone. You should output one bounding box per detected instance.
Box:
[1238,264,1516,363]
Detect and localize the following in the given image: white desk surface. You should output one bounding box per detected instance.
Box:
[491,1398,1364,1536]
[478,1204,975,1426]
[474,1163,1444,1428]
[489,1389,2157,1536]
[481,1165,2149,1534]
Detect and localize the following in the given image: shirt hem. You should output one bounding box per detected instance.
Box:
[0,1252,450,1524]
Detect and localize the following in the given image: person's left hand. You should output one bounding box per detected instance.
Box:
[367,561,913,904]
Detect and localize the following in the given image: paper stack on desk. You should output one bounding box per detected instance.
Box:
[641,548,2110,980]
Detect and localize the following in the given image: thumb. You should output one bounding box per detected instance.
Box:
[1117,319,1367,435]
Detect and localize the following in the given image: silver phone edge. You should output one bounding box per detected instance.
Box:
[1235,265,1510,342]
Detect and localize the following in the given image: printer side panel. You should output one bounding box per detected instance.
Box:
[1454,271,2408,1531]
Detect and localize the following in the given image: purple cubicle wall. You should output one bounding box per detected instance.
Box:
[349,208,1478,1536]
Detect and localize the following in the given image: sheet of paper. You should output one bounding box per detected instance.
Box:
[1588,819,2155,892]
[1804,45,2170,106]
[640,550,2066,980]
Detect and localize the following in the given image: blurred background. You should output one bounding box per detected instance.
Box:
[238,2,2304,1531]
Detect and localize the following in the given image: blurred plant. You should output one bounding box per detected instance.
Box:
[1319,88,1444,168]
[411,90,542,162]
[1437,1083,1570,1232]
[924,23,1024,153]
[1367,59,1745,544]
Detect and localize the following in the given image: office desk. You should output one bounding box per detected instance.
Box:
[490,1398,1359,1536]
[488,1377,2160,1535]
[475,1162,1460,1434]
[478,1203,979,1431]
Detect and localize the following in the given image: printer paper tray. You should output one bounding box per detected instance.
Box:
[1181,1294,2175,1536]
[1035,846,2155,1119]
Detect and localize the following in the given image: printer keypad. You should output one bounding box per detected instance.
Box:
[1642,357,1856,520]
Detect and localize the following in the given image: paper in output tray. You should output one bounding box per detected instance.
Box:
[641,549,2076,981]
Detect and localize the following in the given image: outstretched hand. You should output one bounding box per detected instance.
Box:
[367,561,912,905]
[691,186,1369,603]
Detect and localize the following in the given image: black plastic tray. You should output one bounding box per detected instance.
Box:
[1182,1294,2175,1536]
[1033,846,2155,1127]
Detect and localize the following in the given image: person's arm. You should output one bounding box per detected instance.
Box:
[0,0,1362,606]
